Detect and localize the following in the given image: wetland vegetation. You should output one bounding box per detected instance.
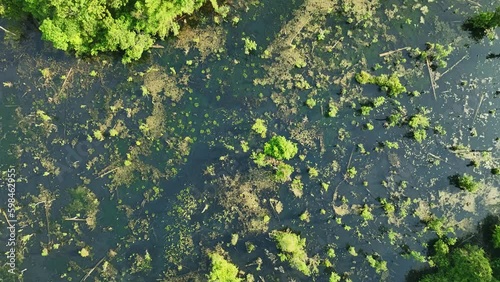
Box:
[0,0,500,281]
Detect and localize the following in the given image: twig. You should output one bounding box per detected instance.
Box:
[332,147,355,203]
[80,256,106,282]
[466,0,481,7]
[0,25,16,36]
[151,44,164,49]
[379,47,410,57]
[437,54,468,81]
[64,217,87,222]
[1,209,14,228]
[57,68,73,98]
[473,93,485,121]
[426,58,437,100]
[97,166,119,178]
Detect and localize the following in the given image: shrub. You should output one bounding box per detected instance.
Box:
[264,136,298,160]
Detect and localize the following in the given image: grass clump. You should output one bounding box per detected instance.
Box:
[305,98,316,109]
[271,230,316,276]
[208,252,242,282]
[328,101,339,117]
[243,37,257,55]
[264,136,298,160]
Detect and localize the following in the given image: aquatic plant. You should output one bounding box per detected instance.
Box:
[492,168,499,175]
[251,119,267,138]
[299,210,310,222]
[130,251,153,274]
[346,166,357,179]
[365,123,374,130]
[360,105,372,116]
[208,252,242,282]
[264,136,298,161]
[359,204,374,221]
[305,97,316,109]
[411,43,454,69]
[452,173,480,192]
[329,272,341,282]
[408,113,430,129]
[290,178,304,198]
[413,129,427,143]
[379,198,395,214]
[372,96,385,108]
[243,37,257,55]
[328,101,339,117]
[308,167,319,178]
[79,247,90,258]
[355,71,407,97]
[463,7,500,40]
[366,254,388,274]
[275,163,294,183]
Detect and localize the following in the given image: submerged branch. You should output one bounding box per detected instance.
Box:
[379,47,410,57]
[0,25,17,36]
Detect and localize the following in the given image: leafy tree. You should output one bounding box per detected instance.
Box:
[0,0,208,62]
[421,244,493,282]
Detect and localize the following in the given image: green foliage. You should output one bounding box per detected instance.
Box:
[493,225,500,249]
[359,204,374,221]
[454,173,480,192]
[328,101,339,117]
[379,198,395,214]
[130,250,153,274]
[412,43,454,69]
[329,272,341,282]
[305,98,317,109]
[387,112,403,128]
[413,129,427,143]
[2,0,205,62]
[421,245,493,282]
[346,166,357,179]
[372,96,386,108]
[252,119,267,138]
[208,252,242,282]
[464,8,500,40]
[271,230,315,276]
[409,113,430,129]
[492,168,500,175]
[275,163,294,183]
[243,37,257,55]
[360,106,372,116]
[365,123,374,130]
[356,71,406,97]
[308,167,319,178]
[251,152,268,167]
[264,136,298,161]
[366,254,388,274]
[384,141,399,149]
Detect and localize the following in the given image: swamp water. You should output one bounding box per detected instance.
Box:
[0,0,500,281]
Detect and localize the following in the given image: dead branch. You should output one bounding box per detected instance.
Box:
[379,47,410,57]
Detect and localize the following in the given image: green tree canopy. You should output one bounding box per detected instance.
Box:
[0,0,208,62]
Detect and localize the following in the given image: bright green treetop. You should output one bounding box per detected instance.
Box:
[264,136,298,161]
[0,0,207,62]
